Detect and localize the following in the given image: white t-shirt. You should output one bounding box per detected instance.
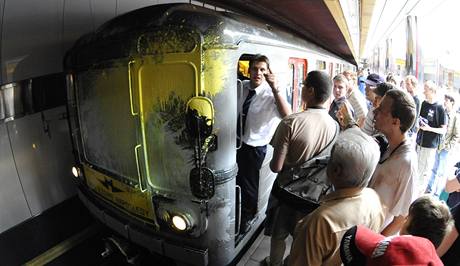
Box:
[369,140,418,227]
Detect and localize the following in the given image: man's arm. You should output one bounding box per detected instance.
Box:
[270,146,286,173]
[445,175,460,193]
[269,122,289,173]
[437,223,459,256]
[272,90,292,118]
[438,204,460,256]
[381,215,406,236]
[265,66,291,118]
[445,114,460,150]
[420,124,447,135]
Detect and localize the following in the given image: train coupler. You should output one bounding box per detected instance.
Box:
[102,236,140,265]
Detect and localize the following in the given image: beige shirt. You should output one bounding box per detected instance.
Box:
[369,140,418,226]
[440,111,460,151]
[289,188,384,266]
[361,106,377,136]
[270,108,337,167]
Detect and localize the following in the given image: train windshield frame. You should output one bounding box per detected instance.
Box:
[75,66,140,182]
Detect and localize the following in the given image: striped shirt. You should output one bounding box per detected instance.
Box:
[348,88,368,122]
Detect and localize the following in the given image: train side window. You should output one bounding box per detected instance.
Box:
[316,60,326,70]
[328,62,334,77]
[288,58,307,113]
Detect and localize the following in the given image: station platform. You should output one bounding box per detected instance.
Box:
[237,232,292,266]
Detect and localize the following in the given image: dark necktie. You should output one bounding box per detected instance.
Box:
[238,89,256,137]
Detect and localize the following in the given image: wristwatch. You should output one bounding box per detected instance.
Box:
[272,87,280,94]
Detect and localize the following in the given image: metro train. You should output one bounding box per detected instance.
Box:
[65,3,354,265]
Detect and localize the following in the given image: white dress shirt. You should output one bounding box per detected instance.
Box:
[239,80,282,147]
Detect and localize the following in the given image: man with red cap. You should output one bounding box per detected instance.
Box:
[340,225,443,266]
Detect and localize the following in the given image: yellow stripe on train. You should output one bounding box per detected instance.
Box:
[84,165,154,220]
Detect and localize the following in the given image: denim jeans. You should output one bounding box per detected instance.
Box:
[426,149,448,196]
[416,145,437,195]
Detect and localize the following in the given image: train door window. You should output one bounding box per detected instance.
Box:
[329,62,333,77]
[288,58,307,112]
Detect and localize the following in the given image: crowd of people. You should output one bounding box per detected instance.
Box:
[236,54,460,266]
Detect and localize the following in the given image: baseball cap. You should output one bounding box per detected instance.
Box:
[340,225,443,266]
[365,73,384,87]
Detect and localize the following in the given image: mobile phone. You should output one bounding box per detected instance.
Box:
[419,117,428,126]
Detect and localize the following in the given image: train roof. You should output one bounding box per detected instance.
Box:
[65,3,347,69]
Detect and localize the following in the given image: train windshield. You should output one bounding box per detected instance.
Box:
[76,66,140,182]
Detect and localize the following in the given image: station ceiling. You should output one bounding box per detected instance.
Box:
[205,0,376,66]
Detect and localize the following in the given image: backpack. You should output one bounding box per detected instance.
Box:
[271,124,339,213]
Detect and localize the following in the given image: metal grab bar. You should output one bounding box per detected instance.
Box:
[236,79,243,149]
[134,144,146,192]
[128,60,138,116]
[235,185,242,236]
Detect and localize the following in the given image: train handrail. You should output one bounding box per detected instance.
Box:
[134,144,146,192]
[235,185,242,236]
[128,60,138,116]
[236,79,243,149]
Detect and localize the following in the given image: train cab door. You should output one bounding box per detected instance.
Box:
[128,51,201,194]
[288,58,307,112]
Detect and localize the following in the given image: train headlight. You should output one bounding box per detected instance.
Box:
[72,166,80,178]
[171,214,190,231]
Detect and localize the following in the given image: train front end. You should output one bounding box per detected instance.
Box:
[65,4,239,266]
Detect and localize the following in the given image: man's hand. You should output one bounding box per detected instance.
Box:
[337,102,356,129]
[264,66,279,94]
[420,124,430,131]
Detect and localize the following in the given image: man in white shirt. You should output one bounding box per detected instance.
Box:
[369,89,418,236]
[237,54,291,231]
